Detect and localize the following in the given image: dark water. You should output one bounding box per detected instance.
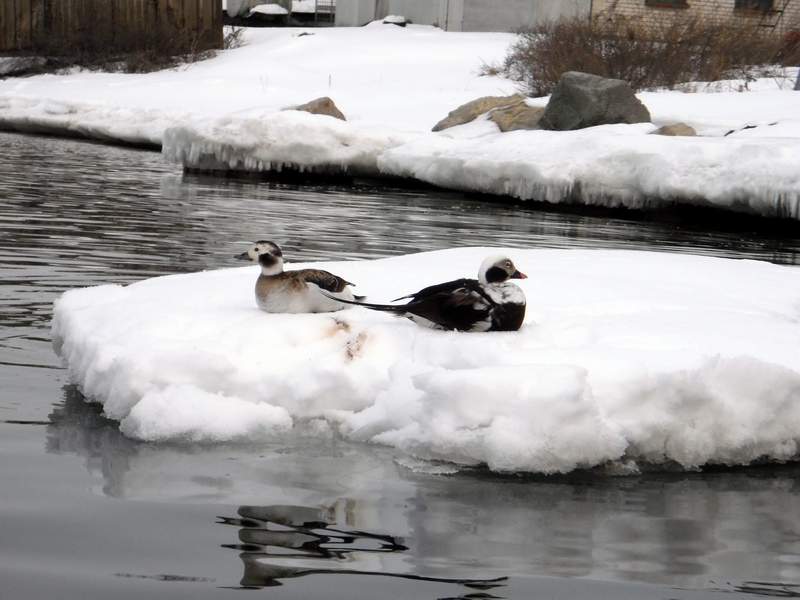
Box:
[2,131,800,599]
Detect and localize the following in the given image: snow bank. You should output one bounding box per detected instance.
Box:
[379,122,800,219]
[165,103,800,218]
[2,25,798,219]
[0,96,168,147]
[163,110,411,175]
[52,248,800,474]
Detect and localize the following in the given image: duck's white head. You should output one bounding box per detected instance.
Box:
[236,240,284,276]
[478,255,527,285]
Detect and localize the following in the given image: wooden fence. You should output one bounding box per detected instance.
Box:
[1,0,223,52]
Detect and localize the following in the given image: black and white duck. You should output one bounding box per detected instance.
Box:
[327,255,527,332]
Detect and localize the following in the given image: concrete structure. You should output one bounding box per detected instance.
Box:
[592,0,800,36]
[335,0,592,31]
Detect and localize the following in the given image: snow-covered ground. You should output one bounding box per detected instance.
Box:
[1,24,799,217]
[0,25,515,140]
[52,248,800,475]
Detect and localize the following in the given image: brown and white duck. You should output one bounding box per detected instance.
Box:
[236,241,362,313]
[328,255,527,332]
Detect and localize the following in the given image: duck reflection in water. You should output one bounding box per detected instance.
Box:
[218,504,507,596]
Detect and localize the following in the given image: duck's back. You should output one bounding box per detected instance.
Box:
[255,271,354,313]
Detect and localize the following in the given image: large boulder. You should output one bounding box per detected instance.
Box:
[489,103,545,132]
[290,97,346,121]
[432,94,524,132]
[539,72,651,131]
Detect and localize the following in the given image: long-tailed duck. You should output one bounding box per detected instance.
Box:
[328,255,527,332]
[236,241,362,313]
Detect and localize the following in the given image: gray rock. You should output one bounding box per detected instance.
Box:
[488,103,545,132]
[653,123,696,137]
[539,72,651,131]
[289,96,346,121]
[432,94,524,132]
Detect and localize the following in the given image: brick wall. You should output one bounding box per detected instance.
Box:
[592,0,800,35]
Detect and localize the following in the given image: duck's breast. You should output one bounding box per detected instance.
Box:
[255,275,311,313]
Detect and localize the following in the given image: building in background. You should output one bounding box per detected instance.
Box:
[592,0,799,36]
[335,0,591,31]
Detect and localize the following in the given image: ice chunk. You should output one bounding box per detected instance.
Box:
[52,248,800,473]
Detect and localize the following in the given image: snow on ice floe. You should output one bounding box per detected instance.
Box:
[52,248,800,474]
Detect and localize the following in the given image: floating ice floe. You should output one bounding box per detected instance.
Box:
[52,248,800,474]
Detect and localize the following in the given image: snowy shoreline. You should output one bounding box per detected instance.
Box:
[52,248,800,475]
[2,24,799,219]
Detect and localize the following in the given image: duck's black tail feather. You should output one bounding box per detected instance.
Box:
[322,292,407,314]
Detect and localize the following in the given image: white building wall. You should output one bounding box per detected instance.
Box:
[460,0,592,31]
[335,0,592,29]
[442,0,465,30]
[335,0,376,25]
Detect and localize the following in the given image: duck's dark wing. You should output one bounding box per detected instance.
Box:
[297,269,353,293]
[404,279,496,332]
[393,278,481,303]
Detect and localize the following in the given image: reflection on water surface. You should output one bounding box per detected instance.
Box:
[42,384,800,593]
[220,504,506,593]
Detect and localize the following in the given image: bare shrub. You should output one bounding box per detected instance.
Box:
[32,22,215,73]
[503,15,799,96]
[478,60,503,77]
[223,26,247,51]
